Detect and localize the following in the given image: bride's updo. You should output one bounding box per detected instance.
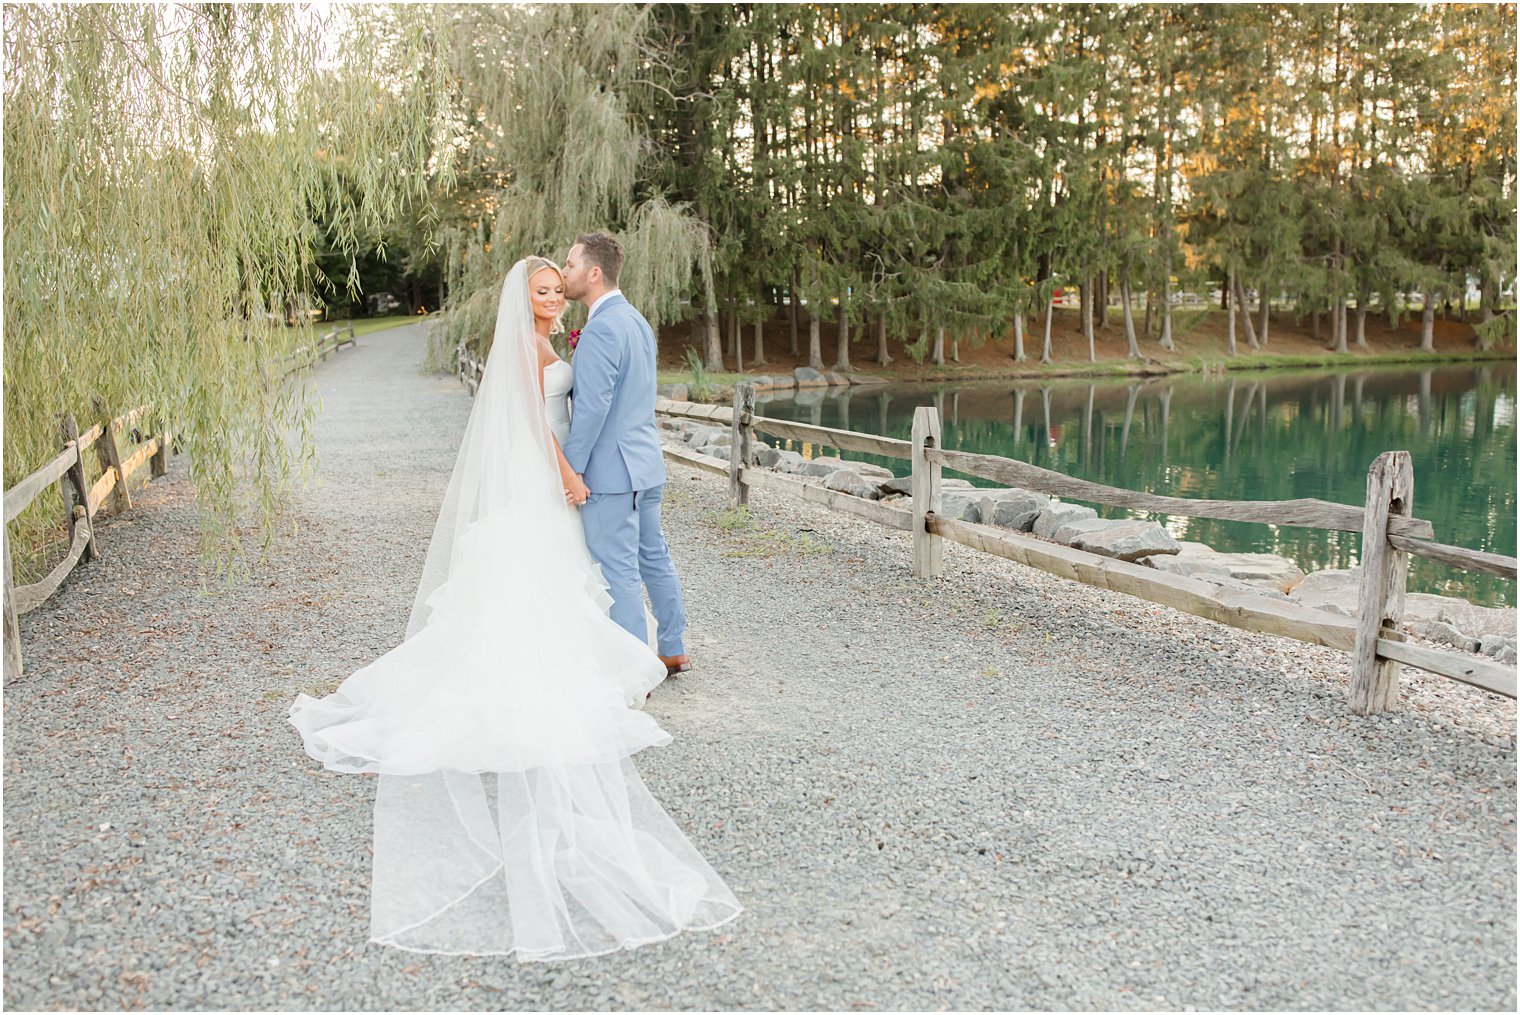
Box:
[523,256,566,335]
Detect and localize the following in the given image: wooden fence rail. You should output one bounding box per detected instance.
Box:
[657,386,1517,712]
[458,347,485,396]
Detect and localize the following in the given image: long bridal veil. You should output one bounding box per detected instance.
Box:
[289,261,741,959]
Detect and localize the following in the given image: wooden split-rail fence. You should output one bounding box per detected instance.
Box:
[2,325,362,677]
[2,406,173,677]
[283,325,357,376]
[657,382,1517,714]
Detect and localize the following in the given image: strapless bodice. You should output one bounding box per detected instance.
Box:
[544,359,572,446]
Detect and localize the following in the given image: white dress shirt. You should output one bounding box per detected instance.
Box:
[585,289,622,324]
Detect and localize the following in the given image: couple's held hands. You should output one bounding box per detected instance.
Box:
[564,473,590,507]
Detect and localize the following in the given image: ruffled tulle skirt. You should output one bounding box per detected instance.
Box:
[289,501,741,958]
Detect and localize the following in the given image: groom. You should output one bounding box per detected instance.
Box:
[562,232,692,678]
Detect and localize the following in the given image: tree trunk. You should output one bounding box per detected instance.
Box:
[834,303,851,372]
[751,282,767,364]
[1012,310,1026,361]
[703,307,724,372]
[1225,269,1238,357]
[788,271,800,356]
[1040,292,1055,363]
[1096,272,1110,329]
[1332,292,1348,353]
[1158,279,1174,351]
[1120,271,1140,359]
[951,334,960,363]
[1082,274,1096,363]
[931,323,945,366]
[1234,274,1258,349]
[1354,294,1368,349]
[1143,287,1155,340]
[1477,274,1497,350]
[1419,288,1435,351]
[728,309,742,366]
[875,315,890,365]
[807,307,823,371]
[1311,307,1322,343]
[1257,285,1270,348]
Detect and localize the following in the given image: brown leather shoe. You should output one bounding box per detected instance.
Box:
[658,653,692,677]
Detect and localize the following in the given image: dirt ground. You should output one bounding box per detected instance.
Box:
[657,303,1512,379]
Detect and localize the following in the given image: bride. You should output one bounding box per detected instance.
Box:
[288,257,741,960]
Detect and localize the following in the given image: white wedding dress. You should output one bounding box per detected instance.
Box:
[543,357,574,447]
[289,262,740,960]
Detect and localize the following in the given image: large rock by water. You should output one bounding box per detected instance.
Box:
[879,476,975,497]
[939,493,982,523]
[977,489,1051,531]
[1033,503,1098,539]
[793,367,829,388]
[823,470,885,500]
[773,449,807,473]
[798,456,852,478]
[1289,566,1517,643]
[753,445,784,469]
[1052,516,1122,545]
[1066,520,1181,562]
[1150,541,1305,590]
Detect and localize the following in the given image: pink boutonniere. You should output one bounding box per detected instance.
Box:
[568,329,582,353]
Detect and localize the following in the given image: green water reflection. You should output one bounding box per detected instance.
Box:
[755,363,1517,607]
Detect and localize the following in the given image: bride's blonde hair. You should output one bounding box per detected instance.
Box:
[523,256,566,336]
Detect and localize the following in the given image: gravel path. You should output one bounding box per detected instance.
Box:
[4,323,1515,1011]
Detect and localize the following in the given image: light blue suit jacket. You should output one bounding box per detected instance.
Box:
[564,293,666,493]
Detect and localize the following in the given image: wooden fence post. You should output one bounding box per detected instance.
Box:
[92,403,131,513]
[58,415,99,562]
[1349,450,1414,714]
[730,382,755,507]
[150,429,169,478]
[912,405,943,578]
[3,525,20,679]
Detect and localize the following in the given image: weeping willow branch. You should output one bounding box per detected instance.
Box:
[427,4,709,366]
[3,3,449,579]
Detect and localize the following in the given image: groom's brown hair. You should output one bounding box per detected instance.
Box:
[575,231,624,286]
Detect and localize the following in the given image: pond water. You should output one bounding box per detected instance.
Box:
[754,363,1518,607]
